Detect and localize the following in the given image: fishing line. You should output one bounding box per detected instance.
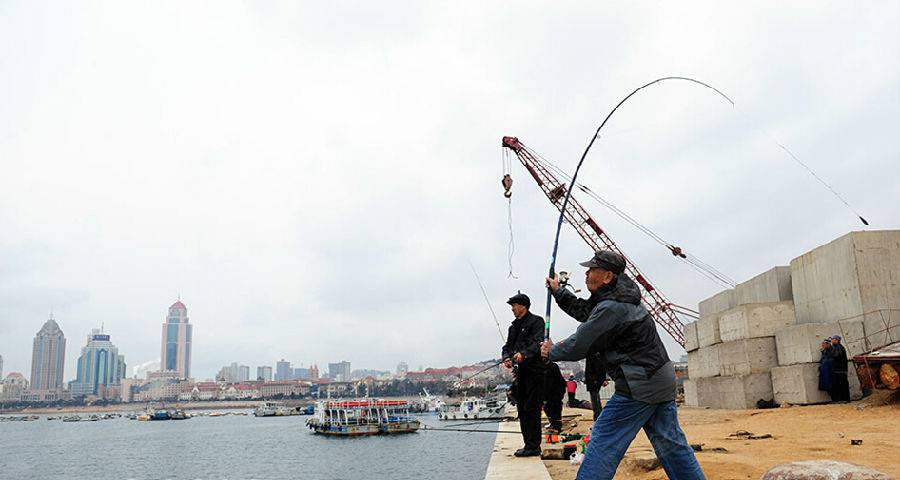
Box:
[467,260,506,342]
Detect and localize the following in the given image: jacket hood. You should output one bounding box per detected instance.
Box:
[590,273,641,306]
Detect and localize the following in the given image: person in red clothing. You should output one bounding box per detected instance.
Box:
[566,375,578,407]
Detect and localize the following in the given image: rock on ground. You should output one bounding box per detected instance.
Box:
[761,460,894,480]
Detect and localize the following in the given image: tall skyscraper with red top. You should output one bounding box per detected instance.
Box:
[160,299,192,379]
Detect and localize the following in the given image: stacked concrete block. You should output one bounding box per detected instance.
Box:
[697,314,721,347]
[791,230,900,336]
[684,321,700,352]
[775,323,834,366]
[718,337,778,376]
[735,266,793,306]
[687,344,720,379]
[684,377,718,408]
[699,289,736,318]
[713,373,774,409]
[719,302,796,342]
[683,379,698,407]
[771,363,862,405]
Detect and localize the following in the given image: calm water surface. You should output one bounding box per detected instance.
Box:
[0,413,498,480]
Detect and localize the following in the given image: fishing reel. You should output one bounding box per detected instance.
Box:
[558,271,581,293]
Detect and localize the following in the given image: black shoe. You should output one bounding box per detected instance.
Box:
[514,448,542,457]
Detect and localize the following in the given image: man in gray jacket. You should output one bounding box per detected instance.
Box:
[541,250,704,480]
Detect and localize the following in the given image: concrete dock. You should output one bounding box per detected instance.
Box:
[484,420,552,480]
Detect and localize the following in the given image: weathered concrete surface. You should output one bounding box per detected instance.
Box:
[761,460,893,480]
[771,363,831,405]
[683,378,698,407]
[735,266,793,306]
[791,230,900,325]
[687,345,720,379]
[484,420,552,480]
[719,337,778,376]
[699,288,736,317]
[719,301,796,342]
[684,321,700,352]
[771,363,862,405]
[712,373,773,409]
[697,313,722,348]
[834,318,869,357]
[862,309,900,352]
[776,323,835,366]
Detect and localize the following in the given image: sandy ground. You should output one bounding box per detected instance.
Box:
[544,390,900,480]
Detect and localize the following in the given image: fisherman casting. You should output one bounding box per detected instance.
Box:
[501,292,546,457]
[541,250,705,479]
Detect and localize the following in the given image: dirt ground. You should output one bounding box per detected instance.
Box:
[544,390,900,480]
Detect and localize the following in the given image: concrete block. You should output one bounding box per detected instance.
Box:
[699,289,736,317]
[719,301,796,342]
[697,314,721,348]
[862,309,900,352]
[772,363,862,405]
[772,363,830,405]
[775,323,833,366]
[833,318,869,358]
[718,337,778,376]
[683,379,698,407]
[735,266,793,306]
[712,373,773,409]
[684,321,699,352]
[687,345,720,379]
[791,230,900,325]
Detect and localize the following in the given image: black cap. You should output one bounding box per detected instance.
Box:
[579,250,626,275]
[506,293,531,308]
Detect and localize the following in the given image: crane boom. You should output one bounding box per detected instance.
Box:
[502,136,685,346]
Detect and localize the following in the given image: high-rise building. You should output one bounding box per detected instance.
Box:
[238,365,250,382]
[216,362,249,383]
[293,367,310,380]
[275,359,292,381]
[309,364,319,380]
[328,361,351,382]
[30,315,66,392]
[69,329,127,397]
[160,299,193,379]
[257,366,272,381]
[396,361,408,377]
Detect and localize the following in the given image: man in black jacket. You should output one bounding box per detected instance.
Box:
[541,250,704,479]
[502,292,546,457]
[828,335,850,402]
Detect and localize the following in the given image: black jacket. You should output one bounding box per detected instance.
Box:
[549,274,674,403]
[502,311,546,374]
[828,343,849,373]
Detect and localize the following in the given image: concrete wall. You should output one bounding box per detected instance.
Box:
[697,314,722,347]
[718,337,778,376]
[719,301,796,342]
[684,321,700,352]
[791,230,900,325]
[683,379,698,407]
[699,289,736,318]
[687,345,720,379]
[735,266,793,306]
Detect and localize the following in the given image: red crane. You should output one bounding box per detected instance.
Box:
[501,136,689,347]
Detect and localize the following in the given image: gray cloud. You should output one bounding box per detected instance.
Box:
[1,2,898,380]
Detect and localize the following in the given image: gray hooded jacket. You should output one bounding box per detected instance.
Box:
[549,274,675,404]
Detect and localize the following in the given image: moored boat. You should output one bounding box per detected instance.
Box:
[306,399,420,436]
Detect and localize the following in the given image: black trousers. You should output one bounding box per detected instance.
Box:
[588,388,603,420]
[831,371,850,401]
[543,394,563,431]
[567,391,577,407]
[515,371,544,451]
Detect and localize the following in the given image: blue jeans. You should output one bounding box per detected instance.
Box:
[577,394,704,480]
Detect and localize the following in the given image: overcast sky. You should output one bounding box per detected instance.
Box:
[1,2,898,381]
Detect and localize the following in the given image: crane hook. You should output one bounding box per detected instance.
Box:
[501,174,513,198]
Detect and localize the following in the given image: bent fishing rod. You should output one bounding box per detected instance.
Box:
[542,77,735,342]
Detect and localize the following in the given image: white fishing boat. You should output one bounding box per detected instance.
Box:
[439,396,514,421]
[420,388,446,413]
[253,402,297,417]
[306,399,420,436]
